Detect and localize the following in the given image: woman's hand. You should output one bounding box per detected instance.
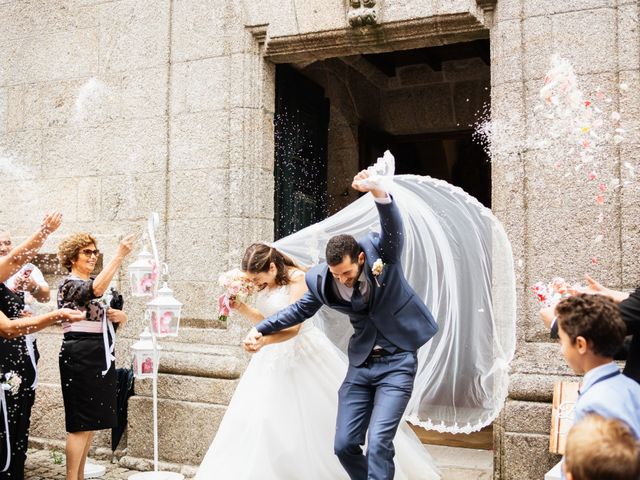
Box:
[572,274,630,303]
[229,297,244,310]
[107,308,128,325]
[40,212,63,237]
[57,308,85,323]
[117,234,136,259]
[14,274,37,293]
[539,305,556,329]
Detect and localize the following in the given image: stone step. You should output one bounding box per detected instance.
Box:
[157,341,247,379]
[168,323,246,346]
[127,395,226,466]
[134,373,239,405]
[425,445,493,480]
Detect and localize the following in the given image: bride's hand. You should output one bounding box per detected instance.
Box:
[243,327,263,353]
[229,297,243,310]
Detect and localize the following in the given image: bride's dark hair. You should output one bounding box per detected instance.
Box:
[241,243,300,286]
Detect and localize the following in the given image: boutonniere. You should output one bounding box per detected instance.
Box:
[371,259,384,287]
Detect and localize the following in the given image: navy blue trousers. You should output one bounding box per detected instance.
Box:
[334,351,418,480]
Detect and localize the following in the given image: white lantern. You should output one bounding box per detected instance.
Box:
[130,328,159,379]
[147,282,182,337]
[128,247,157,297]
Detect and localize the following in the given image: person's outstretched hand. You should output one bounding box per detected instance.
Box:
[352,170,387,199]
[117,234,136,258]
[40,212,63,237]
[539,305,557,329]
[572,274,629,303]
[58,308,85,323]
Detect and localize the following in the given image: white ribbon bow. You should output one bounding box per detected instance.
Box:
[1,385,11,472]
[101,309,116,376]
[24,334,38,389]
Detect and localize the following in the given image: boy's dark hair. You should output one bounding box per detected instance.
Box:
[556,294,626,357]
[325,234,361,266]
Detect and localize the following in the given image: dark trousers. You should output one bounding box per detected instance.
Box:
[334,351,418,480]
[0,385,36,480]
[0,338,38,480]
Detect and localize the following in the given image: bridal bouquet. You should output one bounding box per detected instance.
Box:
[531,277,581,307]
[1,371,22,395]
[217,269,256,322]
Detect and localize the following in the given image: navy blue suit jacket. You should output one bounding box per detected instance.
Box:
[255,198,438,366]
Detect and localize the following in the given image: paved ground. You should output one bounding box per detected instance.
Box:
[25,445,492,479]
[25,449,139,480]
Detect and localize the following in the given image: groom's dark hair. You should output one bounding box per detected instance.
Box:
[326,234,361,266]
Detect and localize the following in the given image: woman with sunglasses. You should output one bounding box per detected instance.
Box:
[56,232,134,480]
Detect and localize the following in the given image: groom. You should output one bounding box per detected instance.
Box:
[244,169,439,480]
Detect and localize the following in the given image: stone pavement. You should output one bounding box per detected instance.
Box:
[24,445,491,480]
[24,449,155,480]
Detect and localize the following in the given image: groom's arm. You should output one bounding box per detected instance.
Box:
[375,196,404,264]
[351,168,404,263]
[255,290,323,335]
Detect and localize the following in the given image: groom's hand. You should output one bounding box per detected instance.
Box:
[352,170,387,199]
[243,327,263,353]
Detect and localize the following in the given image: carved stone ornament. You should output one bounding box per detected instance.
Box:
[476,0,497,13]
[348,0,378,28]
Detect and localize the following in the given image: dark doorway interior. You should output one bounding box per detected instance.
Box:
[274,64,330,239]
[273,39,494,449]
[359,126,491,208]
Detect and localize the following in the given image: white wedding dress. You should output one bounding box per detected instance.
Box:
[194,271,440,480]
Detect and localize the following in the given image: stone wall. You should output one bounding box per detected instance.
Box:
[490,0,640,478]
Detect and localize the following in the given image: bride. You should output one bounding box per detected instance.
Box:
[194,242,440,479]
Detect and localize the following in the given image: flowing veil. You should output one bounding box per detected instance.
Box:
[273,152,516,434]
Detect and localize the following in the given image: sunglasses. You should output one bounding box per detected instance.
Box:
[80,248,100,257]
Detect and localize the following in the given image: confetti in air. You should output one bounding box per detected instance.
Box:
[473,54,637,268]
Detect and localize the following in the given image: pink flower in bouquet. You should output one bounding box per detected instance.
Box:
[218,294,230,322]
[216,269,256,321]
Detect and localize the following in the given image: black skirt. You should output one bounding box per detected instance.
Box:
[59,333,116,433]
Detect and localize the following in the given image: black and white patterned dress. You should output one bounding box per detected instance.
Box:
[58,276,117,433]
